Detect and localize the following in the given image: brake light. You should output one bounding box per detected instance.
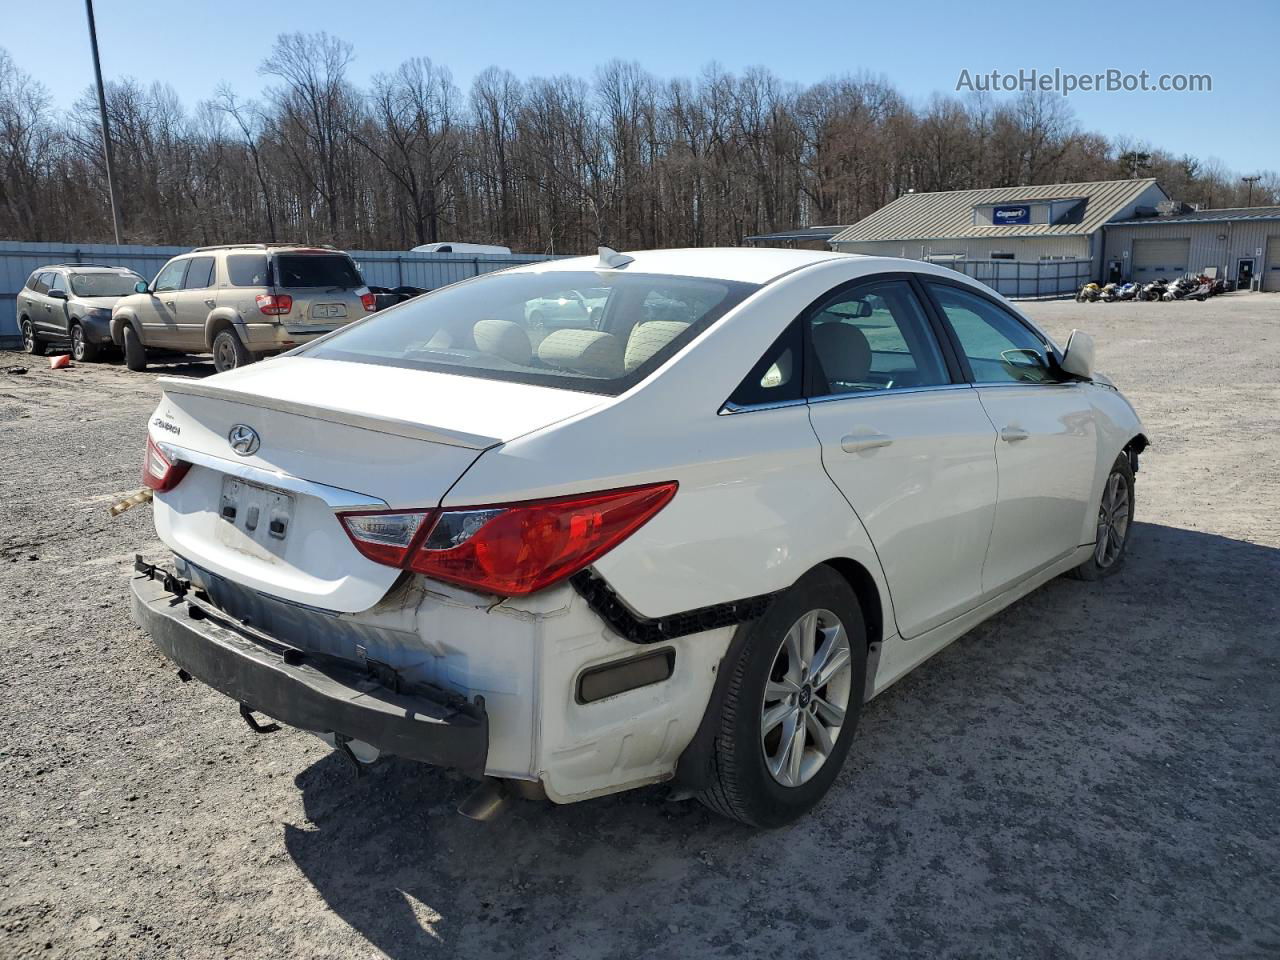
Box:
[359,290,376,312]
[256,293,293,316]
[338,510,432,567]
[337,482,677,596]
[142,435,190,492]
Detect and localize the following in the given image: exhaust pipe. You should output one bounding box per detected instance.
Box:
[458,778,511,821]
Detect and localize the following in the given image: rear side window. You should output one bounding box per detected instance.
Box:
[807,279,949,396]
[273,254,362,289]
[226,255,269,287]
[727,320,804,408]
[183,257,216,290]
[30,272,51,294]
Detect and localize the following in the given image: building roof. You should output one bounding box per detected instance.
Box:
[1106,205,1280,227]
[829,178,1163,244]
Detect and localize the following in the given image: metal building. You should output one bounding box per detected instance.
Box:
[1101,206,1280,291]
[827,179,1169,297]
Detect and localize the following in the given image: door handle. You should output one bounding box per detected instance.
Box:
[1000,426,1030,442]
[204,298,216,308]
[163,300,176,309]
[841,432,894,454]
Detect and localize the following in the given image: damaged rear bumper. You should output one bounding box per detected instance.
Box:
[130,560,488,776]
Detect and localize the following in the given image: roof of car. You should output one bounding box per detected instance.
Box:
[34,263,139,273]
[512,247,852,285]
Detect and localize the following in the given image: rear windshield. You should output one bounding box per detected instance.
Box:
[274,254,362,289]
[304,271,758,395]
[70,273,140,297]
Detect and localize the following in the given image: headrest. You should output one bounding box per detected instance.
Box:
[473,319,532,365]
[537,329,624,379]
[624,320,691,371]
[812,322,871,384]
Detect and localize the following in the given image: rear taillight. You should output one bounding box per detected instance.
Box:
[338,511,432,567]
[359,289,376,312]
[337,482,677,596]
[256,293,293,316]
[142,436,190,492]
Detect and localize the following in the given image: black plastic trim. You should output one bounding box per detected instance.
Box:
[570,568,776,644]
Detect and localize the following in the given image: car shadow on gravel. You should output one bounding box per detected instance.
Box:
[281,521,1280,959]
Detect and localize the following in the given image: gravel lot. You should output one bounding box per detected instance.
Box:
[1,293,1277,960]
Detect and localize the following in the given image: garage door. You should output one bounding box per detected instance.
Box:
[1131,238,1191,281]
[1265,237,1280,291]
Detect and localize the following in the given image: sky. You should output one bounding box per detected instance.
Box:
[4,0,1277,174]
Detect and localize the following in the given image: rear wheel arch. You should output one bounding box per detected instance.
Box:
[820,557,885,647]
[203,312,242,351]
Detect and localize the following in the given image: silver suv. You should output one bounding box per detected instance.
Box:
[17,263,145,362]
[110,244,375,373]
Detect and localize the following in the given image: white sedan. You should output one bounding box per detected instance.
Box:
[131,248,1146,827]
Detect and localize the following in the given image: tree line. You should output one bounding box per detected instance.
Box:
[1,37,1275,253]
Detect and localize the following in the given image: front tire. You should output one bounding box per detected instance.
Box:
[70,322,102,362]
[21,318,46,356]
[1070,453,1136,581]
[212,328,253,373]
[122,324,147,371]
[698,566,868,827]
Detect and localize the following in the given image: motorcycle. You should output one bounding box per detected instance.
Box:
[1076,282,1101,303]
[1162,276,1196,301]
[1142,279,1168,301]
[1116,282,1140,301]
[1100,282,1121,302]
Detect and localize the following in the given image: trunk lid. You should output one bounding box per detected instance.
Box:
[148,356,606,612]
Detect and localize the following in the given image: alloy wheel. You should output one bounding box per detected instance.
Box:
[71,324,85,361]
[22,320,35,353]
[760,608,854,788]
[214,339,236,371]
[1095,469,1131,568]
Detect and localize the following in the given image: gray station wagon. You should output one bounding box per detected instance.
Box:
[17,263,145,361]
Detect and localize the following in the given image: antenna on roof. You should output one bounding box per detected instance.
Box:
[597,246,634,269]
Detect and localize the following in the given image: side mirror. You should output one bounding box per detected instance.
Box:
[1060,329,1095,379]
[856,300,873,318]
[135,280,149,294]
[48,289,67,300]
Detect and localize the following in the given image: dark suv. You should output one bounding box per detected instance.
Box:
[16,264,145,361]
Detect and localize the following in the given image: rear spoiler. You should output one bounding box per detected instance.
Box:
[155,376,501,450]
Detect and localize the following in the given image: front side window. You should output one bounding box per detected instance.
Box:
[71,272,142,297]
[928,283,1056,384]
[48,272,66,295]
[226,254,269,287]
[183,257,216,290]
[305,271,756,396]
[153,259,188,293]
[807,279,949,396]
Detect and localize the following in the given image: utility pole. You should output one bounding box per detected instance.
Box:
[1241,175,1261,208]
[84,0,122,244]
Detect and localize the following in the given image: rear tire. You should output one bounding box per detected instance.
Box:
[21,318,46,356]
[1070,453,1135,581]
[71,322,102,362]
[698,566,868,828]
[212,328,253,373]
[122,324,147,371]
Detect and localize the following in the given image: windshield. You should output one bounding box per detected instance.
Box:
[273,253,363,289]
[70,273,140,297]
[304,271,758,395]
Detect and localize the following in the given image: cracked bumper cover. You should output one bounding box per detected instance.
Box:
[130,569,489,776]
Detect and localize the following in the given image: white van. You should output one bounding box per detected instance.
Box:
[411,242,513,255]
